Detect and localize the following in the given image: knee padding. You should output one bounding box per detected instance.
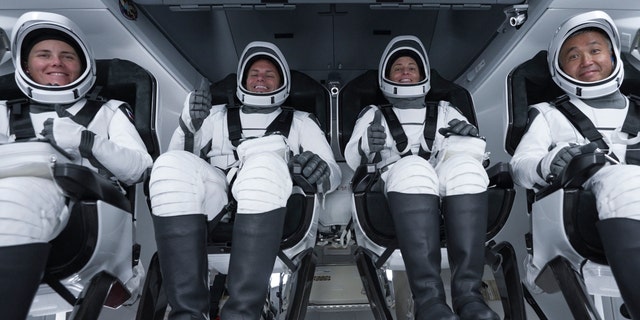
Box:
[232,152,292,214]
[385,155,438,195]
[149,150,228,219]
[0,177,67,245]
[589,165,640,220]
[436,155,488,196]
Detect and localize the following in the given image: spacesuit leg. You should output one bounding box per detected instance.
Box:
[149,151,230,320]
[588,165,640,319]
[385,156,458,320]
[221,152,292,320]
[0,243,50,320]
[596,218,640,320]
[438,152,497,320]
[152,214,209,320]
[443,192,498,320]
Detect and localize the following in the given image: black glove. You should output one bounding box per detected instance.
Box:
[367,110,386,153]
[438,119,479,137]
[290,151,330,186]
[188,89,212,131]
[549,142,598,177]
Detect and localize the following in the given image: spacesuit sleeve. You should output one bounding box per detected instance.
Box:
[510,105,554,189]
[88,104,153,185]
[297,114,342,193]
[344,106,377,170]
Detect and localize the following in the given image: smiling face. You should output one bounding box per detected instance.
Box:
[245,58,282,93]
[388,56,422,84]
[559,30,614,83]
[26,39,82,86]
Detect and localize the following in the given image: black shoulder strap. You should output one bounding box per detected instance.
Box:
[553,95,609,150]
[265,106,294,138]
[70,99,103,128]
[423,101,439,150]
[8,98,35,141]
[226,104,242,147]
[621,95,640,136]
[378,104,408,153]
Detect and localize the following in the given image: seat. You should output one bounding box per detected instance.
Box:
[339,69,524,320]
[506,50,640,320]
[0,58,158,320]
[136,70,329,320]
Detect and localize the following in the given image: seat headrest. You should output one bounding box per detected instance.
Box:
[210,70,329,136]
[0,59,158,158]
[506,51,564,155]
[338,69,476,154]
[506,50,640,155]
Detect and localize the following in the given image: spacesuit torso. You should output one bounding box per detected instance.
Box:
[344,100,472,170]
[510,95,637,190]
[0,99,152,185]
[168,103,340,189]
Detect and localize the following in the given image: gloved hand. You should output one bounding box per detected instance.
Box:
[367,110,386,153]
[545,142,598,178]
[290,150,330,186]
[438,119,479,137]
[41,117,85,151]
[187,89,212,131]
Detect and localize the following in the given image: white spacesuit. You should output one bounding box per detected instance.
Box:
[148,41,340,320]
[510,11,640,319]
[344,35,497,320]
[0,11,152,320]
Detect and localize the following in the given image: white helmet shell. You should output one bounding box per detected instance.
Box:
[379,35,430,99]
[548,10,624,99]
[11,11,96,104]
[236,41,290,108]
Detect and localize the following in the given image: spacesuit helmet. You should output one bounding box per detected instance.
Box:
[236,41,290,108]
[11,11,96,104]
[548,10,624,99]
[379,35,430,99]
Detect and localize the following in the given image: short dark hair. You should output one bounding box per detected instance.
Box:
[21,29,86,71]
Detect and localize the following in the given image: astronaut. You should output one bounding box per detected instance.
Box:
[0,11,152,320]
[510,11,640,319]
[345,35,497,320]
[148,41,341,319]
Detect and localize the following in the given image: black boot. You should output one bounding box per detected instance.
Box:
[597,218,640,320]
[0,243,50,320]
[220,208,286,320]
[443,192,499,320]
[387,192,458,320]
[152,214,209,320]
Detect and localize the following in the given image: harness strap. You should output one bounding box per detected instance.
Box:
[227,104,243,147]
[265,106,294,138]
[8,98,102,141]
[379,104,408,153]
[621,95,640,136]
[378,102,439,160]
[8,98,35,141]
[621,95,640,165]
[553,95,609,150]
[226,106,295,147]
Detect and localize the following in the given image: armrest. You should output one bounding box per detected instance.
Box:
[535,152,606,200]
[53,163,131,212]
[487,162,514,189]
[560,152,606,188]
